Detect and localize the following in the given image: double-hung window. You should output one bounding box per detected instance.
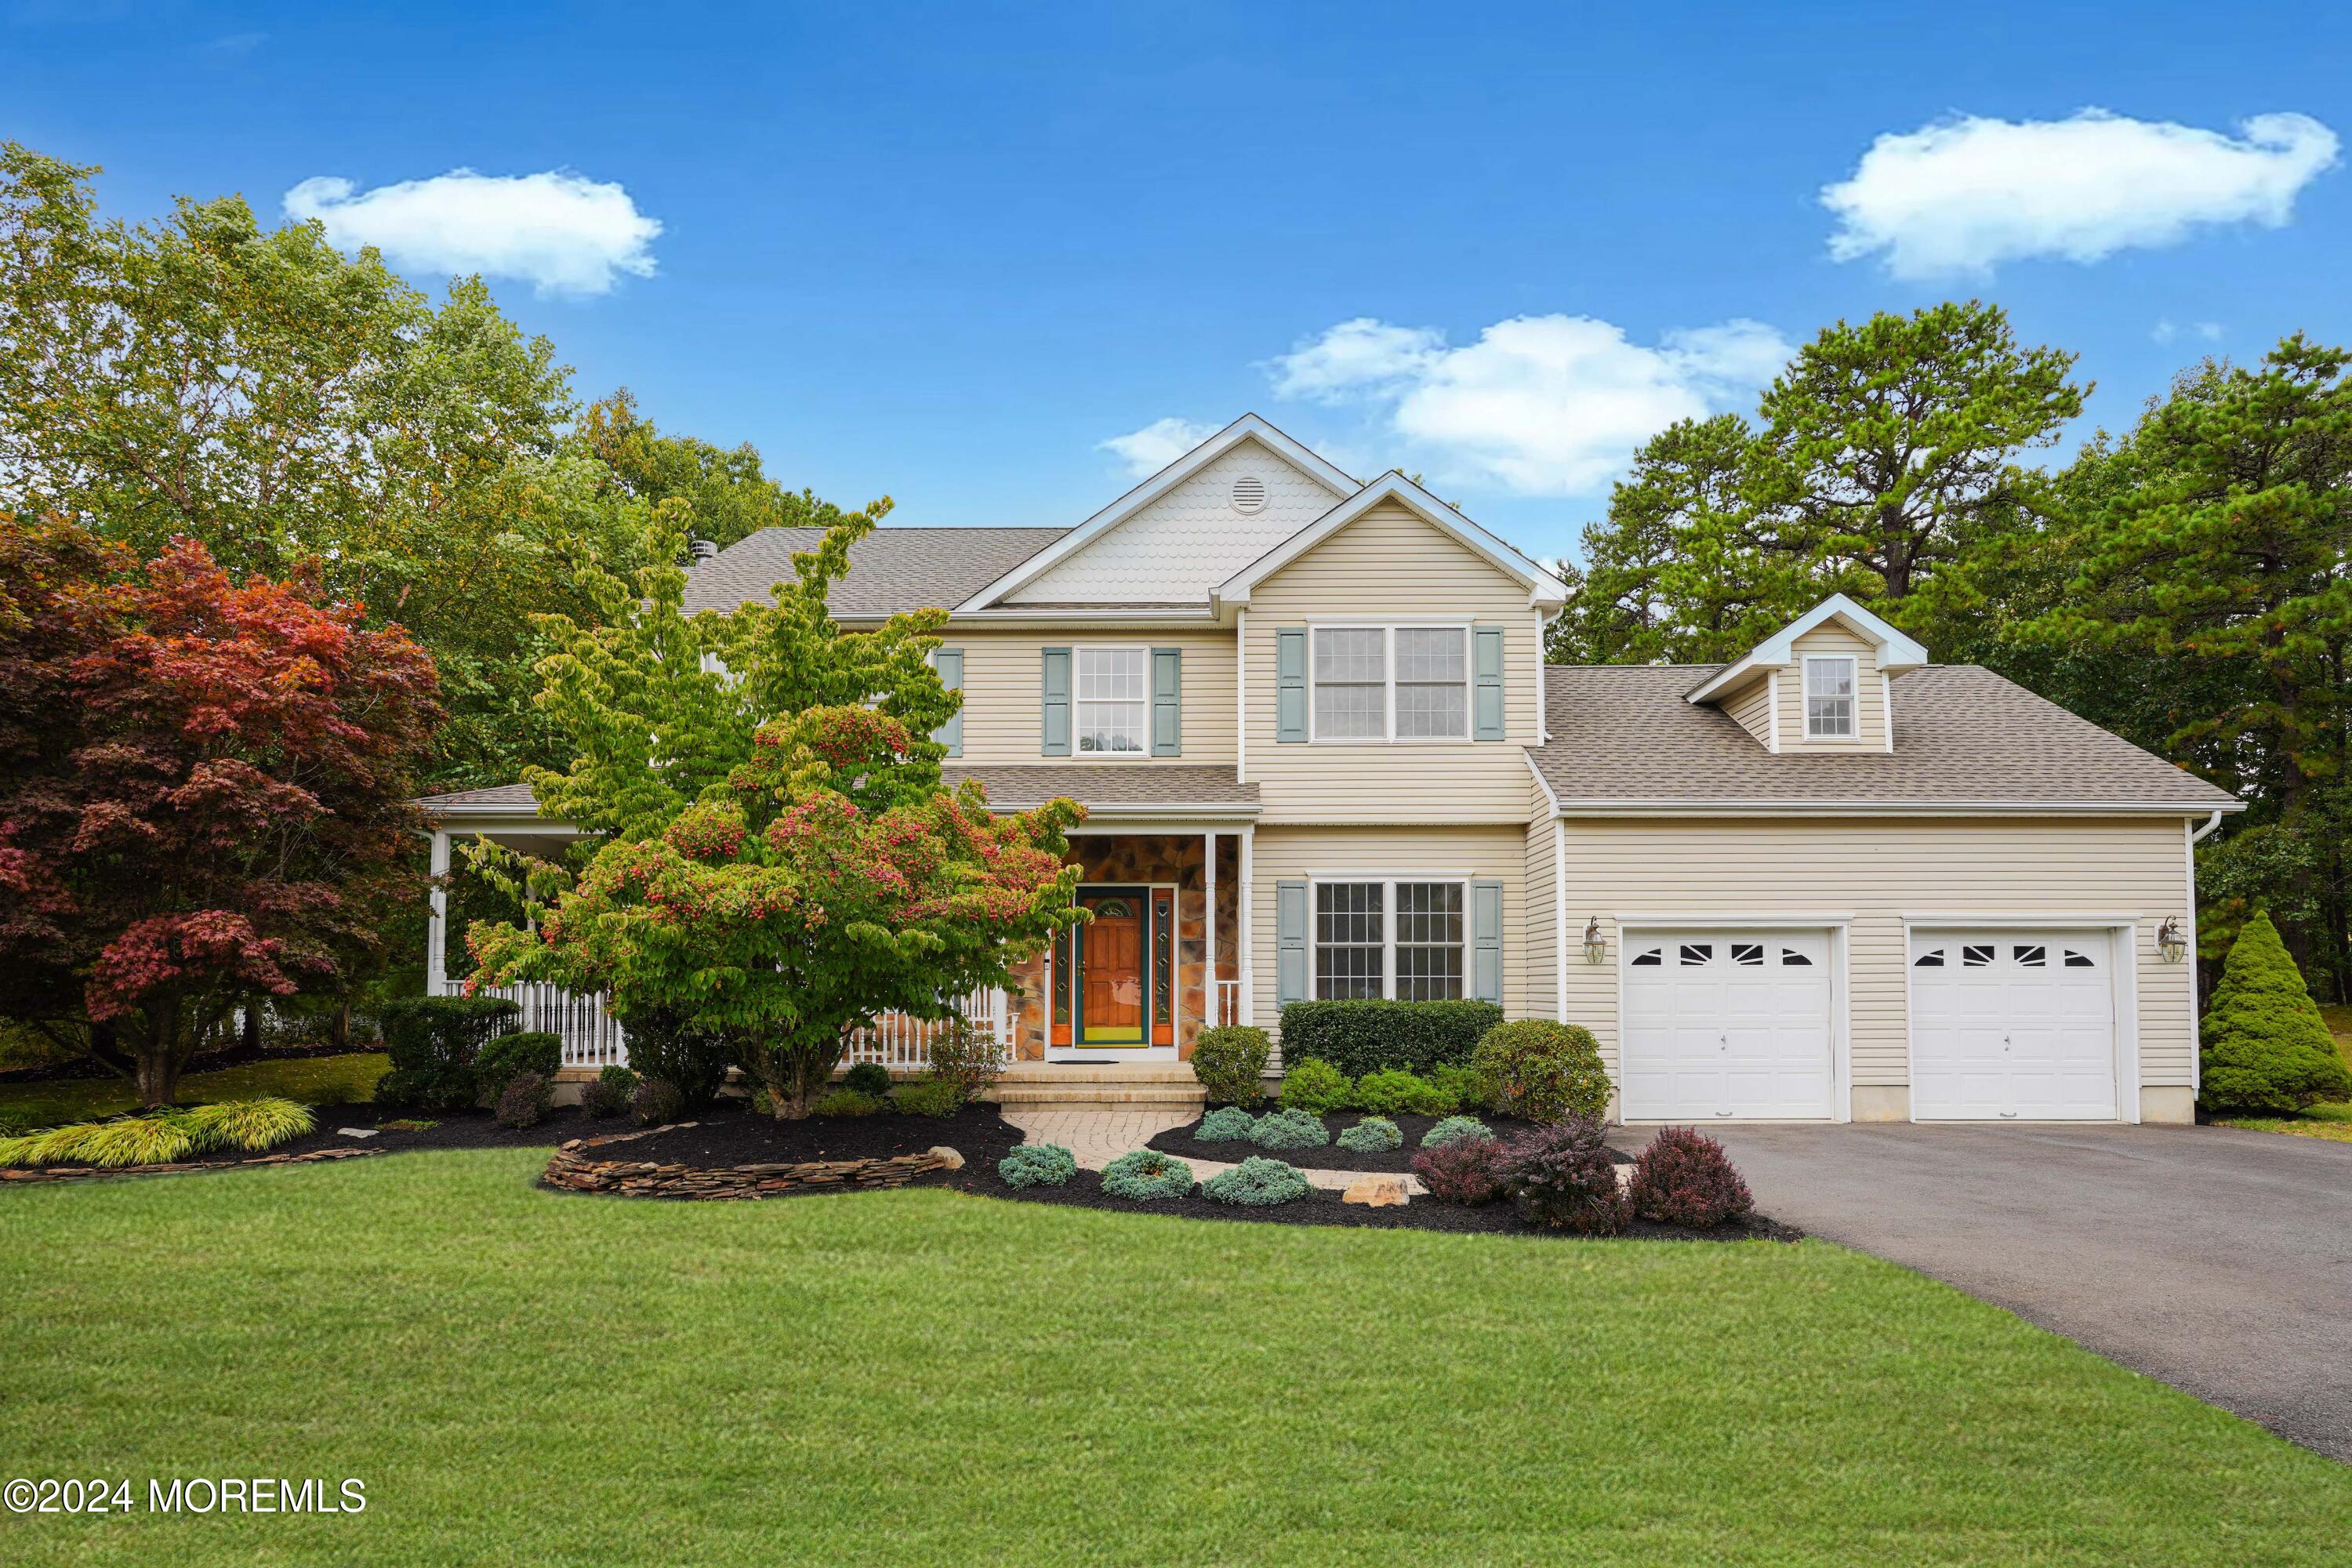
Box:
[1313,880,1467,1000]
[1075,648,1148,756]
[1804,655,1857,741]
[1310,626,1468,741]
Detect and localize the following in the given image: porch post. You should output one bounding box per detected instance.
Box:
[1238,825,1255,1029]
[425,829,450,995]
[1203,829,1218,1026]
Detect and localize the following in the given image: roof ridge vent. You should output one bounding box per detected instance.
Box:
[1230,474,1267,514]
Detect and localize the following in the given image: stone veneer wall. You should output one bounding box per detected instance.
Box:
[1006,833,1241,1061]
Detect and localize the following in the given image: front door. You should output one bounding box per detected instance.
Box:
[1077,890,1149,1046]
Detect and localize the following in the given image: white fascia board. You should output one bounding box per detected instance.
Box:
[1551,799,2249,818]
[953,415,1356,613]
[1050,806,1263,828]
[1683,593,1931,706]
[924,608,1221,629]
[1523,749,1563,813]
[1214,472,1573,611]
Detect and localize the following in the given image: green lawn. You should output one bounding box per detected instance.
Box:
[4,1152,2349,1566]
[0,1052,387,1127]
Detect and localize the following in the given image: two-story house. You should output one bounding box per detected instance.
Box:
[420,415,2239,1123]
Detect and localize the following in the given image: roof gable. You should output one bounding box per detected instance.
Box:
[1683,593,1929,705]
[1214,471,1571,610]
[960,415,1356,611]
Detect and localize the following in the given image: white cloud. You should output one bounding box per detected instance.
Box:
[285,168,662,298]
[1823,110,2338,279]
[1097,417,1219,478]
[2196,321,2226,342]
[2153,318,2228,347]
[1269,314,1792,496]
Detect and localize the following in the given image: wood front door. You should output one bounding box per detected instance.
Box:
[1078,891,1148,1045]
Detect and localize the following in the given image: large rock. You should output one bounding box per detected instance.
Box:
[1342,1174,1407,1207]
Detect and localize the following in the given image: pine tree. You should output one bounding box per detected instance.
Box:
[2200,910,2352,1113]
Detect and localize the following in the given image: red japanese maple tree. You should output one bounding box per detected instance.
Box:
[0,517,441,1104]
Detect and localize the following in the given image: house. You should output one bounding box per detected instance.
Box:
[417,415,2240,1123]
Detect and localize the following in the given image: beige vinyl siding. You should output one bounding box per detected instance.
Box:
[1777,624,1888,753]
[939,627,1235,765]
[1722,673,1776,750]
[1244,503,1537,822]
[1523,779,1560,1019]
[1247,825,1530,1033]
[1557,815,2195,1112]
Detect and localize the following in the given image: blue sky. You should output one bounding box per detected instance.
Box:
[8,1,2350,561]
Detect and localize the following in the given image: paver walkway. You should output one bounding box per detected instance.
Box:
[999,1105,1425,1193]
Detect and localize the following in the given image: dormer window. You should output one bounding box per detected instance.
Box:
[1804,655,1857,741]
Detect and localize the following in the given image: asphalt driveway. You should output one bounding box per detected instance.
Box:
[1696,1122,2352,1461]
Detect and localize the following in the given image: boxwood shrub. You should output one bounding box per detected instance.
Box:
[1335,1116,1401,1153]
[1472,1021,1612,1123]
[843,1062,895,1098]
[373,995,519,1112]
[1277,1000,1503,1080]
[474,1030,561,1105]
[813,1088,887,1118]
[1350,1068,1437,1116]
[1190,1025,1272,1105]
[1278,1057,1351,1115]
[1249,1107,1330,1150]
[999,1142,1078,1189]
[1101,1148,1195,1201]
[890,1080,963,1118]
[1201,1155,1311,1207]
[1197,1105,1258,1142]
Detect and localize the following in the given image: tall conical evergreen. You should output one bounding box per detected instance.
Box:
[2199,911,2352,1113]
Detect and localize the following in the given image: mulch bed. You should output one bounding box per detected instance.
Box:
[1146,1108,1633,1173]
[575,1102,1025,1173]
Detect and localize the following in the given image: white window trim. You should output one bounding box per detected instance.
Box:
[1306,874,1471,1000]
[1802,653,1860,743]
[1071,643,1153,760]
[1306,623,1472,744]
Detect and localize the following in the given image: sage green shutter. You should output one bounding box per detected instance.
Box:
[1275,628,1308,742]
[1472,626,1506,741]
[1276,880,1309,1006]
[1040,648,1071,756]
[1151,647,1181,756]
[932,647,963,757]
[1469,879,1503,1004]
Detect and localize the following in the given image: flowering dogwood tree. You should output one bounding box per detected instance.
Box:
[466,510,1080,1116]
[0,517,441,1103]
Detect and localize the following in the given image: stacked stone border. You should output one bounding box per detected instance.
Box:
[0,1145,383,1185]
[543,1122,964,1200]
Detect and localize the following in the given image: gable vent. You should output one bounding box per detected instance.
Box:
[1231,474,1267,514]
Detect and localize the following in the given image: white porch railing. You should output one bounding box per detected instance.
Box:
[844,986,1011,1073]
[1215,978,1241,1027]
[443,979,630,1070]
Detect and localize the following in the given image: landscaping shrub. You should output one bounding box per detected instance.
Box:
[373,995,519,1111]
[1350,1068,1438,1116]
[579,1066,640,1119]
[1278,1056,1350,1115]
[632,1076,687,1127]
[1197,1105,1258,1142]
[1276,999,1504,1079]
[1249,1107,1330,1150]
[1201,1155,1311,1207]
[1498,1116,1627,1235]
[474,1031,561,1106]
[612,1008,733,1112]
[1421,1114,1491,1149]
[495,1070,551,1128]
[1411,1134,1504,1205]
[1335,1116,1401,1153]
[1627,1126,1753,1228]
[2199,911,2352,1113]
[890,1079,964,1118]
[0,1098,318,1170]
[843,1062,895,1098]
[813,1088,887,1117]
[1101,1148,1195,1201]
[998,1142,1077,1189]
[77,1115,198,1167]
[925,1015,1007,1108]
[175,1098,314,1152]
[1190,1025,1272,1104]
[1426,1062,1483,1114]
[1472,1021,1612,1123]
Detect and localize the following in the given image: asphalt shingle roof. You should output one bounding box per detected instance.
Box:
[681,526,1069,617]
[1533,664,2238,809]
[943,764,1258,812]
[414,782,539,810]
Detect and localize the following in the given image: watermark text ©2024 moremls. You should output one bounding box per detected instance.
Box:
[5,1476,367,1515]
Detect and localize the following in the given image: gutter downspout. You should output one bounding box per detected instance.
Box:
[2190,808,2224,844]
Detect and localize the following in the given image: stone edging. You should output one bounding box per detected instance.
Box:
[542,1122,965,1200]
[0,1145,384,1185]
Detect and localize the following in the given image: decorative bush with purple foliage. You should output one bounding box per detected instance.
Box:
[1497,1115,1627,1235]
[1627,1127,1754,1228]
[495,1069,551,1129]
[1410,1134,1503,1205]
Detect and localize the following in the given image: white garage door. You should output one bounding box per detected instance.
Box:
[1621,931,1834,1120]
[1909,933,2117,1120]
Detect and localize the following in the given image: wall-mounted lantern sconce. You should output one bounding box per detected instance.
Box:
[1582,917,1607,966]
[2156,916,2187,964]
